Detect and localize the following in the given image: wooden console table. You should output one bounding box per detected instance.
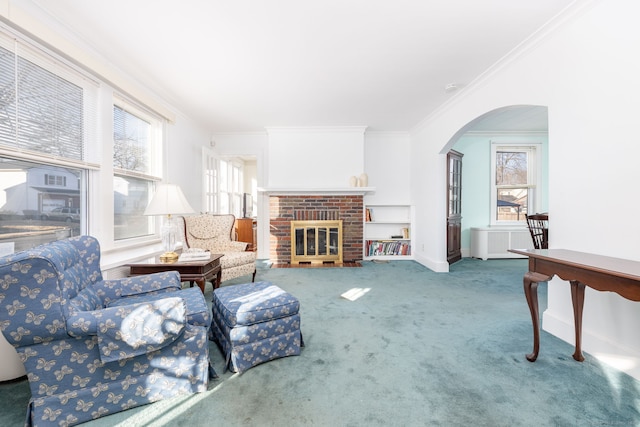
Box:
[509,248,640,362]
[126,254,223,293]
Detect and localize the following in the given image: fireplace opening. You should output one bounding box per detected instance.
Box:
[291,220,343,264]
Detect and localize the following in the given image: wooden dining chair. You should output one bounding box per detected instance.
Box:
[525,213,549,249]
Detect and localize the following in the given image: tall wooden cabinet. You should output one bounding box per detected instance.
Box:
[447,150,463,264]
[235,218,257,251]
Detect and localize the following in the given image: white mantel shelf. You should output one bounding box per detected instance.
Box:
[258,187,375,196]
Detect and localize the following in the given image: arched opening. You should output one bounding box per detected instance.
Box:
[443,105,549,260]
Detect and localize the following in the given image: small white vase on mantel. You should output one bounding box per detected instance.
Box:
[349,176,359,187]
[358,173,368,187]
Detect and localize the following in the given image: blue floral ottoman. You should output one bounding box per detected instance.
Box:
[210,281,303,373]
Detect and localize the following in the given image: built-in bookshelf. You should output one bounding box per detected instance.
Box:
[364,204,413,260]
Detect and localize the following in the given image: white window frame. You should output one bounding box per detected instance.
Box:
[490,142,541,225]
[202,149,244,216]
[0,24,100,245]
[113,97,164,178]
[112,96,164,242]
[0,21,178,260]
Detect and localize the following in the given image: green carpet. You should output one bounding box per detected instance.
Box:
[1,258,638,426]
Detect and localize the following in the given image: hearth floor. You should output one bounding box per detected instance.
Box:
[271,261,361,268]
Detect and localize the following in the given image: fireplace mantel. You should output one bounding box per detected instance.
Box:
[259,187,375,196]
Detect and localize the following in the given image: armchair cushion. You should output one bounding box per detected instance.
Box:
[69,286,102,312]
[65,270,185,338]
[220,251,256,269]
[97,297,186,363]
[186,215,231,240]
[96,271,182,305]
[107,286,211,328]
[184,214,239,253]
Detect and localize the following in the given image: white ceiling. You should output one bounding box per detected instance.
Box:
[31,0,574,133]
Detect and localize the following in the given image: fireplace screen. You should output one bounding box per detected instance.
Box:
[291,220,343,264]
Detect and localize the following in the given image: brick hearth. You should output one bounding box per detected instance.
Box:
[269,195,363,264]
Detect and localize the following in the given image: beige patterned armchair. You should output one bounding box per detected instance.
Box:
[183,214,256,286]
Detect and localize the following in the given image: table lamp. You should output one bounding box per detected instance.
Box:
[144,183,195,262]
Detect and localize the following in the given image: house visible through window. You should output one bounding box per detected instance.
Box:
[0,27,95,250]
[0,158,83,250]
[45,174,67,186]
[491,143,540,224]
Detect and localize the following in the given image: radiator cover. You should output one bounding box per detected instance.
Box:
[470,227,533,260]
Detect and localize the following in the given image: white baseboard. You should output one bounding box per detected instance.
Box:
[414,253,449,272]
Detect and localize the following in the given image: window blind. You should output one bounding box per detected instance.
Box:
[0,29,97,164]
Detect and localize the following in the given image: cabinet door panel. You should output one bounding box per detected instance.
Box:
[446,151,463,264]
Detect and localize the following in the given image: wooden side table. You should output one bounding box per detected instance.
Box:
[509,248,640,362]
[126,254,223,293]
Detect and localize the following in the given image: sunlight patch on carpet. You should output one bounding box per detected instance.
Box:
[341,287,371,301]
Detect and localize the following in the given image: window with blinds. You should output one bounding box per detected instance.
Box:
[0,33,95,162]
[0,26,97,250]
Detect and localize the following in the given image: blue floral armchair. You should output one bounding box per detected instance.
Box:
[0,235,213,427]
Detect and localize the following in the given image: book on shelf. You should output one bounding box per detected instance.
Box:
[365,240,411,257]
[365,208,372,222]
[402,227,410,239]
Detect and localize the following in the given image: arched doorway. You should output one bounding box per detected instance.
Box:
[443,105,549,260]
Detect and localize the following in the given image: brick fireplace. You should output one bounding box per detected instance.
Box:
[269,194,364,264]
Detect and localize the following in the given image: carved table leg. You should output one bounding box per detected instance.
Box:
[523,271,553,362]
[194,279,206,293]
[570,280,586,362]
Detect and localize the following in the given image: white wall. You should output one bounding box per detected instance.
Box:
[364,131,411,205]
[166,113,212,212]
[410,0,640,378]
[266,127,366,188]
[214,129,414,260]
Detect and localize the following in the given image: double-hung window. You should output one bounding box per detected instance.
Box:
[202,150,243,216]
[0,26,97,251]
[112,99,163,241]
[490,143,541,224]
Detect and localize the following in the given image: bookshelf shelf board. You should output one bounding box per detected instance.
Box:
[364,255,413,261]
[366,220,410,224]
[368,237,410,241]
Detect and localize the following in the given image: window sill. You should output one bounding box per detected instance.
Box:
[100,240,187,271]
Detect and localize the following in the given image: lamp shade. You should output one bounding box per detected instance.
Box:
[144,183,195,216]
